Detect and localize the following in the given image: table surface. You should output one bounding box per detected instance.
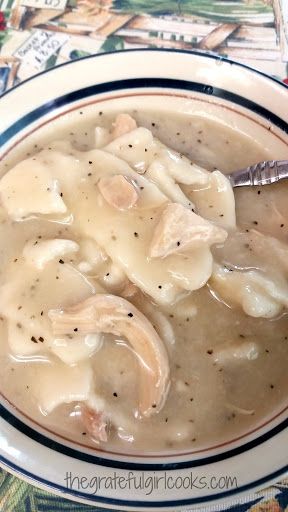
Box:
[0,1,287,511]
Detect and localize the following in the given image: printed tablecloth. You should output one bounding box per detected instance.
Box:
[0,0,287,510]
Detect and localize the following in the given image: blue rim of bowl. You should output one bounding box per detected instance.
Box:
[0,48,287,106]
[0,49,288,508]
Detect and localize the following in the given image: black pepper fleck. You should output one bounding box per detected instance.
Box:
[59,259,64,264]
[127,312,133,318]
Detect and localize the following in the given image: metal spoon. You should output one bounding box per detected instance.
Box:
[228,160,288,188]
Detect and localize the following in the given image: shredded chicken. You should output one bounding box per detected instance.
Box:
[81,405,108,442]
[98,175,138,210]
[150,203,227,258]
[49,294,170,417]
[225,403,255,416]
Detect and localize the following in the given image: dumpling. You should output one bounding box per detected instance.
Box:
[49,333,103,365]
[210,264,288,318]
[166,248,213,291]
[104,127,156,173]
[185,170,236,228]
[23,239,79,270]
[0,257,99,357]
[213,340,259,364]
[95,127,111,148]
[36,361,94,413]
[0,158,66,220]
[146,159,194,208]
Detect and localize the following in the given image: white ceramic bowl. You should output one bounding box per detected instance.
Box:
[0,50,287,511]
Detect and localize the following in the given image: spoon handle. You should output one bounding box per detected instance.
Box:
[229,160,288,188]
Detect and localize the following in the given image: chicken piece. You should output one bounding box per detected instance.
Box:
[111,114,137,139]
[0,158,67,220]
[23,239,79,270]
[210,264,288,318]
[186,170,236,228]
[49,294,170,417]
[225,403,255,416]
[81,405,108,442]
[213,341,259,364]
[121,282,139,299]
[98,175,138,210]
[94,114,137,150]
[135,298,176,348]
[150,203,227,258]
